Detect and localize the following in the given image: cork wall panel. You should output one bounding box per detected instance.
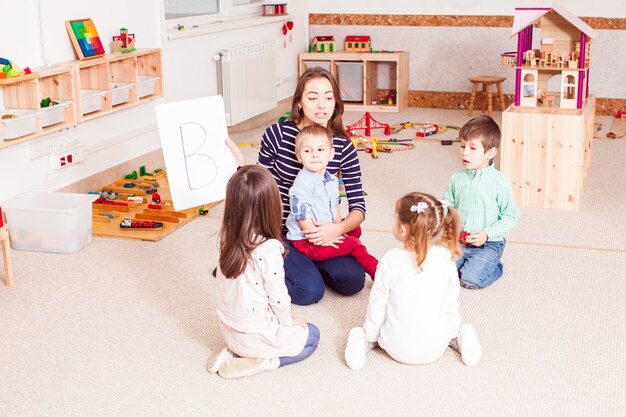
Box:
[309,14,626,30]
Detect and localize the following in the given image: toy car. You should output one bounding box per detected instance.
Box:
[416,123,439,137]
[120,217,163,229]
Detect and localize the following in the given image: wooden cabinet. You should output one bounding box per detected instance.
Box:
[298,51,409,113]
[0,48,163,149]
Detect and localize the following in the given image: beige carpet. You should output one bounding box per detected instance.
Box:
[1,108,624,417]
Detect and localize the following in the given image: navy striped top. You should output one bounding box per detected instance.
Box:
[258,120,366,226]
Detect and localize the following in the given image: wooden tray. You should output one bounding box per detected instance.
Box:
[91,171,222,241]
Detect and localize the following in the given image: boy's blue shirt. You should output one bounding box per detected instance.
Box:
[444,163,520,241]
[286,169,340,241]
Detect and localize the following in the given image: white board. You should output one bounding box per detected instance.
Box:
[155,95,237,210]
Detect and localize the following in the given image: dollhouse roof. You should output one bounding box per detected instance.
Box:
[345,36,371,42]
[510,5,598,39]
[313,36,335,42]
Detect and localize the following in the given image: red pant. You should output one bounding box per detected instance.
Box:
[291,226,378,278]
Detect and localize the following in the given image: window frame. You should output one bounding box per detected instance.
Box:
[163,0,263,28]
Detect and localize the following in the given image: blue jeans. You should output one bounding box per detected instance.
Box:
[456,240,505,289]
[279,323,320,367]
[284,241,365,305]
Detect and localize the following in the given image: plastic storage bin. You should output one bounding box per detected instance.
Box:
[80,89,107,115]
[336,62,364,102]
[3,192,99,253]
[0,109,40,140]
[110,82,133,106]
[137,76,161,98]
[302,61,332,72]
[40,100,71,127]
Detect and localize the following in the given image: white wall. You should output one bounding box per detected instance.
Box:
[0,0,307,202]
[310,1,626,98]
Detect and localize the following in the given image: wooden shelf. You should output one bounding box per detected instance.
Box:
[298,51,409,113]
[0,48,163,149]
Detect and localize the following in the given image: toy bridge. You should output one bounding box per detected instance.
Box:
[345,112,390,136]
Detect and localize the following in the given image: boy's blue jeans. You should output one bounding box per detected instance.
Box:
[456,240,505,289]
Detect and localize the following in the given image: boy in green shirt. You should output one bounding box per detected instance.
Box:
[444,116,520,289]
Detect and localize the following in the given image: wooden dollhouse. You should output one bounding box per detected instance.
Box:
[507,6,598,109]
[310,36,336,53]
[500,6,598,211]
[344,36,371,52]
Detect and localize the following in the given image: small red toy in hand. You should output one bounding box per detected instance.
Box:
[460,232,470,244]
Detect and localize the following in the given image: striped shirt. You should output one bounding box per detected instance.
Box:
[443,164,520,241]
[258,120,366,226]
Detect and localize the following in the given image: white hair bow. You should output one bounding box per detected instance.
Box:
[439,199,451,216]
[410,202,428,213]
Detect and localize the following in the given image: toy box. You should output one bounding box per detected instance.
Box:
[80,89,107,115]
[137,75,161,98]
[0,109,40,140]
[3,192,99,253]
[336,62,363,102]
[40,100,71,127]
[110,82,133,106]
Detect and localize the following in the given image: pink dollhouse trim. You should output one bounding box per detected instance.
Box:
[577,33,587,108]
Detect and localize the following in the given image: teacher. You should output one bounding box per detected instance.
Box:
[258,67,367,305]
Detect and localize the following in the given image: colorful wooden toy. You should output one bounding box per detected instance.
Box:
[65,18,106,60]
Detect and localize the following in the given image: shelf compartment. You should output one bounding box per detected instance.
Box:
[110,82,136,106]
[110,58,137,83]
[40,100,72,127]
[0,109,41,141]
[80,89,109,115]
[364,61,398,107]
[137,75,161,99]
[336,62,364,103]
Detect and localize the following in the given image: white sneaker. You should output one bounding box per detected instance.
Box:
[206,345,234,374]
[458,323,482,366]
[345,327,367,370]
[218,357,279,379]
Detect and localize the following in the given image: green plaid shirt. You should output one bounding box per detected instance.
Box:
[444,164,520,241]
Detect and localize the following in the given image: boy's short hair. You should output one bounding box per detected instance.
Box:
[459,115,501,151]
[295,124,333,155]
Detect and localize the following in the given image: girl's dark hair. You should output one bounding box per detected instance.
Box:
[396,192,462,269]
[219,165,285,278]
[289,67,348,139]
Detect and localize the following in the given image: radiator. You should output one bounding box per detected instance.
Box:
[216,40,277,126]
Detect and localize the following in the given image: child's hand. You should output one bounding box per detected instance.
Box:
[225,137,245,167]
[303,220,344,247]
[466,231,488,246]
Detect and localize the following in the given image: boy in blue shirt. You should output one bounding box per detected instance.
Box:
[444,116,520,289]
[286,125,378,279]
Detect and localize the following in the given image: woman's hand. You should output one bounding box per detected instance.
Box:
[225,137,245,167]
[302,220,345,248]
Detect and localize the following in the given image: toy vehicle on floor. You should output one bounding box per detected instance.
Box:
[120,217,163,229]
[416,123,439,137]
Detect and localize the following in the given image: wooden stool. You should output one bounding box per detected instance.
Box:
[468,76,507,117]
[0,225,13,287]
